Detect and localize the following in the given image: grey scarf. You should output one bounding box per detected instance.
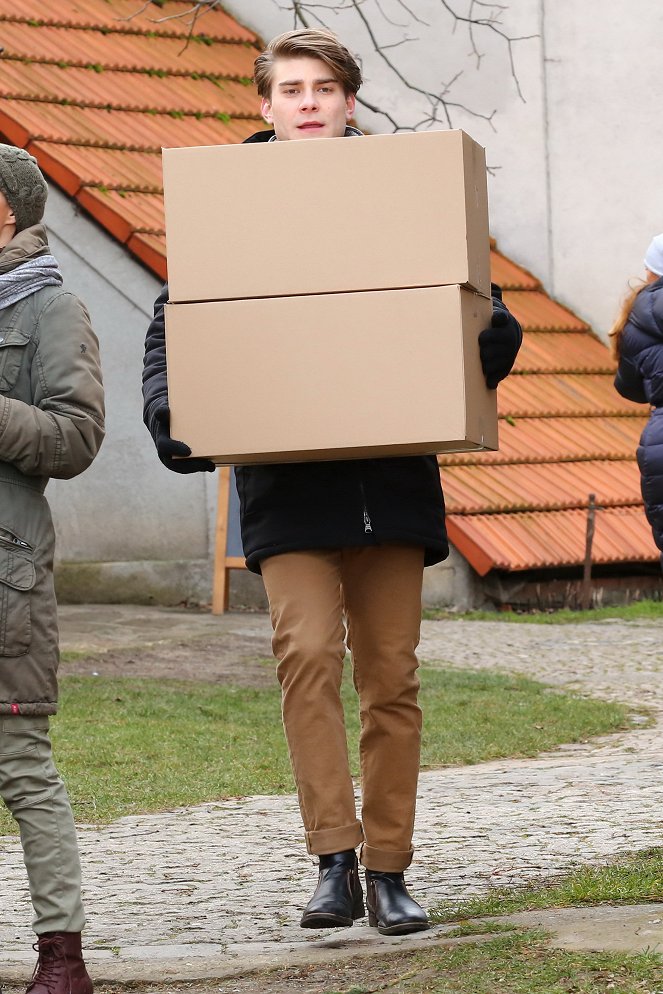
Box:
[0,255,63,310]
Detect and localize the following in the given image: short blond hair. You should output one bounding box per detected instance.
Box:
[254,28,362,99]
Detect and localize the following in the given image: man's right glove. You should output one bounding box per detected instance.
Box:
[152,404,216,474]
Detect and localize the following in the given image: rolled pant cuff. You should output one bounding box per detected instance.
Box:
[360,844,414,872]
[35,915,86,936]
[305,820,364,855]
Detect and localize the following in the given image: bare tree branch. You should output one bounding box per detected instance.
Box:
[438,0,538,102]
[148,0,218,26]
[117,0,153,20]
[378,36,419,52]
[274,0,535,127]
[372,0,409,29]
[392,0,430,27]
[346,0,499,129]
[122,0,537,130]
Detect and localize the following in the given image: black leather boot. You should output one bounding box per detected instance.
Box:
[365,870,430,935]
[300,850,366,928]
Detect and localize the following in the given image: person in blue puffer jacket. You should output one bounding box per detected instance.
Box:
[612,233,663,565]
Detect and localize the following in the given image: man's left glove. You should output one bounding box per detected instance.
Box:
[478,299,522,389]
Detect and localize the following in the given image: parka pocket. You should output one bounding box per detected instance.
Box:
[0,326,31,392]
[0,529,36,657]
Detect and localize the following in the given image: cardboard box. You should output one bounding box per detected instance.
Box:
[166,285,496,464]
[163,129,490,303]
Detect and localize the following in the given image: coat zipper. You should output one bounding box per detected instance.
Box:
[0,527,32,551]
[359,479,373,534]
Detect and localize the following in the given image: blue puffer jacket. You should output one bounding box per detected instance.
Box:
[614,275,663,559]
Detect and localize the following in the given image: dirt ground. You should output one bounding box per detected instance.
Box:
[60,632,275,688]
[3,948,439,994]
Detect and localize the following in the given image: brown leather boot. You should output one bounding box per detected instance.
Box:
[26,932,93,994]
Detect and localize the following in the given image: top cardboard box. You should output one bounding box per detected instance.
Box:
[162,129,490,303]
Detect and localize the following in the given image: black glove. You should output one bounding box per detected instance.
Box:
[153,405,216,474]
[478,302,522,389]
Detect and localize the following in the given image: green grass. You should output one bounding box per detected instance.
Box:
[432,849,663,923]
[59,649,94,663]
[446,920,517,938]
[0,665,634,834]
[423,599,663,624]
[413,930,663,993]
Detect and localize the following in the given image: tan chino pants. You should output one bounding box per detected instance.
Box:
[261,545,424,873]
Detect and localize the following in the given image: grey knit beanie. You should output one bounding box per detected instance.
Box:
[0,144,48,232]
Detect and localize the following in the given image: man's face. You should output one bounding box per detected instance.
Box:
[261,56,356,141]
[0,190,16,248]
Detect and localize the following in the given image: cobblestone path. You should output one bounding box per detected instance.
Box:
[1,611,662,977]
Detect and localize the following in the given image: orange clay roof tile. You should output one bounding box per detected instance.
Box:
[0,100,260,150]
[0,22,257,77]
[29,141,162,194]
[513,332,616,374]
[442,460,642,515]
[446,507,659,575]
[128,232,167,280]
[438,270,656,569]
[1,2,257,41]
[77,188,165,240]
[0,61,260,116]
[440,416,649,466]
[489,250,540,291]
[0,1,655,576]
[502,290,589,331]
[496,374,646,419]
[0,2,264,254]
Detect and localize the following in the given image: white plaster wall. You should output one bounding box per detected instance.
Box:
[44,186,215,565]
[543,1,663,333]
[422,547,487,611]
[223,0,663,336]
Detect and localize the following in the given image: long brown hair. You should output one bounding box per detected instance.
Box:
[609,279,650,359]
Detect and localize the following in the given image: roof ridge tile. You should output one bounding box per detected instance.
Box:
[0,92,261,121]
[1,52,255,84]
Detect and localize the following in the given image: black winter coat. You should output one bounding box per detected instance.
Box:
[615,275,663,558]
[143,129,519,574]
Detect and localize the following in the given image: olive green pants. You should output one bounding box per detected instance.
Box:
[262,545,424,873]
[0,715,85,934]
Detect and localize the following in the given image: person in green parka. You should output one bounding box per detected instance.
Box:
[0,145,104,994]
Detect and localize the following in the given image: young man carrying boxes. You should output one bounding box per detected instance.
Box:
[143,29,521,934]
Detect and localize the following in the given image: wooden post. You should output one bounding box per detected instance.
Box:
[580,493,596,611]
[212,466,231,615]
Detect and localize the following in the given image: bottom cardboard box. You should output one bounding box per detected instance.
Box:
[165,285,497,465]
